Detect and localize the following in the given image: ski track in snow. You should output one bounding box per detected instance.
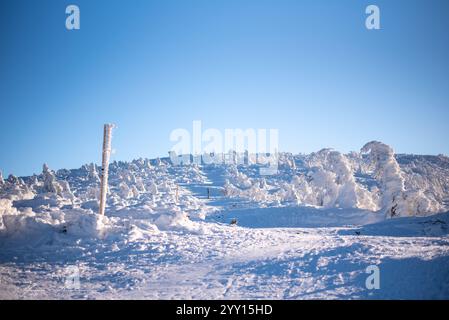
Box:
[1,155,449,299]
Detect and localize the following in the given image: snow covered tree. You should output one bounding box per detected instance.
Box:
[135,177,146,192]
[222,179,240,197]
[86,163,100,182]
[59,180,75,200]
[290,158,296,170]
[290,174,315,204]
[227,166,252,188]
[148,180,159,195]
[259,178,267,189]
[304,149,375,209]
[277,181,301,204]
[361,141,406,217]
[119,182,133,199]
[360,141,433,217]
[42,164,63,195]
[244,182,269,202]
[144,158,152,169]
[7,174,19,184]
[30,174,39,186]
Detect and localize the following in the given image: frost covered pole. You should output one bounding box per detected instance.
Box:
[99,124,114,216]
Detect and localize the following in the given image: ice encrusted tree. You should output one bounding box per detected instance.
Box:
[42,164,63,194]
[119,182,133,199]
[290,174,315,204]
[30,174,39,186]
[59,180,75,200]
[144,158,152,169]
[86,163,100,182]
[223,179,241,197]
[361,142,406,217]
[305,149,375,209]
[0,170,3,186]
[41,164,74,199]
[227,166,252,189]
[259,178,267,189]
[7,174,19,184]
[361,141,434,217]
[147,180,159,195]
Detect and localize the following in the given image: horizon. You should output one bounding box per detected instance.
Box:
[3,140,448,179]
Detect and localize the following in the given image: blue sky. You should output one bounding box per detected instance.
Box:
[1,0,449,176]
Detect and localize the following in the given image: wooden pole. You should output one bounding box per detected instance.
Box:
[99,124,113,216]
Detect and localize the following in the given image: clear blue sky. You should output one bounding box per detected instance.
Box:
[1,0,449,176]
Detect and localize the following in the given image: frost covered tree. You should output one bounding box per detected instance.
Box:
[290,175,314,204]
[119,182,133,199]
[281,154,296,171]
[0,198,18,216]
[361,141,434,217]
[244,182,269,202]
[290,158,296,170]
[222,179,240,197]
[86,163,100,182]
[0,173,35,201]
[144,158,152,169]
[259,178,267,189]
[227,166,252,189]
[304,149,375,209]
[42,164,63,195]
[7,174,19,184]
[85,186,100,200]
[276,181,301,204]
[148,180,159,195]
[361,142,407,217]
[127,171,137,184]
[59,180,75,200]
[0,171,3,186]
[30,174,39,186]
[135,177,146,192]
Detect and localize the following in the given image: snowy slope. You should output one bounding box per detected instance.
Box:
[1,142,449,299]
[1,207,448,299]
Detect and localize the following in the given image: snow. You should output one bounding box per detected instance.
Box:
[1,142,449,299]
[361,141,441,217]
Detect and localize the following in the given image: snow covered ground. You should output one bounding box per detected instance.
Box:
[1,142,449,299]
